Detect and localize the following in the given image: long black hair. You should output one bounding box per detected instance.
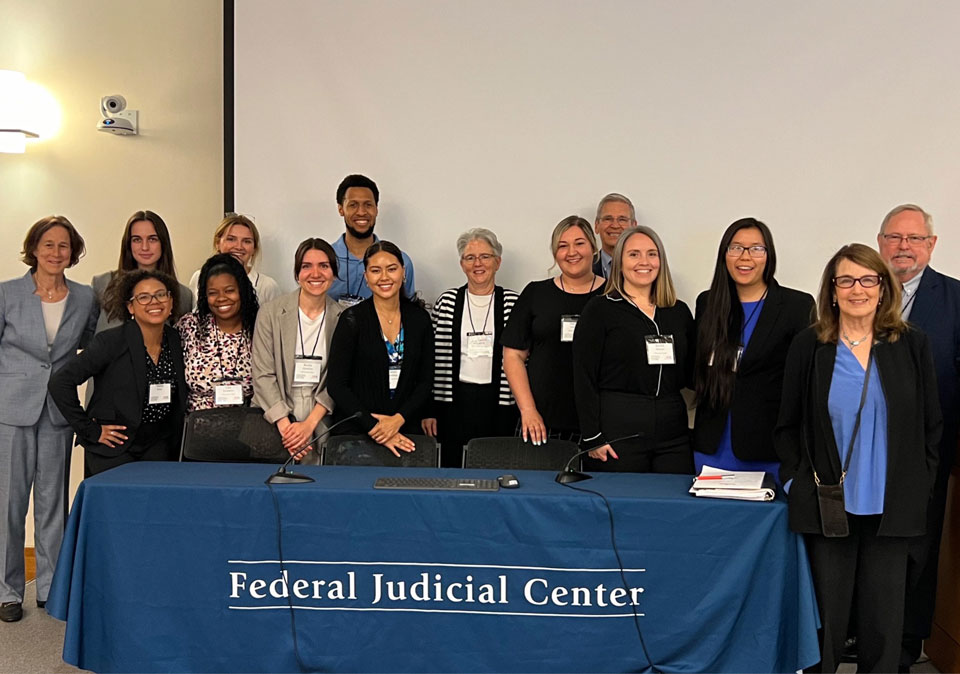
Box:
[195,253,259,339]
[362,240,425,309]
[694,218,777,409]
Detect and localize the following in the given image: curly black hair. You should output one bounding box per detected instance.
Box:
[108,269,180,322]
[195,253,259,339]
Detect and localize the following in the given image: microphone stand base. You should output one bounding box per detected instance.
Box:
[555,470,592,484]
[265,471,315,485]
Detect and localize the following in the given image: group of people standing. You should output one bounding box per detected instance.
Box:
[0,175,957,674]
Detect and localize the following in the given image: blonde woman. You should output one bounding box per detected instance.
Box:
[188,214,280,306]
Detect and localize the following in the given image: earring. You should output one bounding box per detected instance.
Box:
[832,297,837,307]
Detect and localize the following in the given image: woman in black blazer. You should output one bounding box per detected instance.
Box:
[775,244,941,673]
[693,218,814,479]
[49,270,188,477]
[328,241,433,457]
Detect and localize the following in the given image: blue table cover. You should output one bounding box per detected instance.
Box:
[48,463,819,673]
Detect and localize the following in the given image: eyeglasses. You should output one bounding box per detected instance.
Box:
[599,216,633,226]
[880,233,931,246]
[726,244,767,258]
[833,275,882,289]
[130,290,172,305]
[461,254,497,264]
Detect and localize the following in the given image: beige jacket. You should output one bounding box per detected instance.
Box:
[252,290,342,423]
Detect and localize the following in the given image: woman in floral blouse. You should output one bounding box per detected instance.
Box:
[176,254,260,412]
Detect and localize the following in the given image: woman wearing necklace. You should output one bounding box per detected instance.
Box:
[49,270,187,478]
[692,218,814,479]
[252,238,343,464]
[92,210,193,333]
[503,216,605,445]
[176,254,259,412]
[572,226,695,473]
[328,240,433,456]
[0,216,97,623]
[420,228,520,467]
[774,244,941,673]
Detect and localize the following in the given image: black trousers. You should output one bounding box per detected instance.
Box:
[437,382,518,468]
[806,514,909,673]
[84,424,176,477]
[582,391,693,474]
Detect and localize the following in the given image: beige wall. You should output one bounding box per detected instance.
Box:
[0,0,223,545]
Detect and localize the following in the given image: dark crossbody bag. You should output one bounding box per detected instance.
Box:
[804,349,874,538]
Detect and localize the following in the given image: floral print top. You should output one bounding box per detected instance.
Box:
[176,311,254,412]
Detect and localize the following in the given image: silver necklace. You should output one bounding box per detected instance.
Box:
[842,330,870,347]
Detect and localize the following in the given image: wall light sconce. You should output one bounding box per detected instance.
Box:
[0,70,40,154]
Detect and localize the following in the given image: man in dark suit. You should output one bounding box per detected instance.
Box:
[877,203,960,671]
[592,193,637,279]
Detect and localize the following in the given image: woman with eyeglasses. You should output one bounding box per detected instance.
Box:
[176,254,259,412]
[49,270,187,477]
[188,214,281,308]
[572,226,695,473]
[503,216,605,445]
[692,218,814,479]
[420,229,519,467]
[774,244,941,673]
[92,210,193,333]
[328,241,433,457]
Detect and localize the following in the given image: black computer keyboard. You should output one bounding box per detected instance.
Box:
[373,477,500,492]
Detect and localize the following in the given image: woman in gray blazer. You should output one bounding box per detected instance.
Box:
[252,238,342,465]
[0,216,97,624]
[91,210,192,333]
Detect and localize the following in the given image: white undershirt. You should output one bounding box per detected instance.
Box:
[459,291,494,385]
[296,308,327,359]
[41,294,68,349]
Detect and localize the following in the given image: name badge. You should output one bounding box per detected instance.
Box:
[148,382,172,405]
[293,357,322,386]
[645,335,676,365]
[465,332,494,358]
[560,315,579,343]
[214,383,244,406]
[388,365,402,390]
[338,295,363,309]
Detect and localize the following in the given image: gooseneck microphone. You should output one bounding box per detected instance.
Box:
[554,433,642,484]
[265,411,363,484]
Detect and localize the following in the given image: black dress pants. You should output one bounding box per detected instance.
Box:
[84,424,176,477]
[806,514,909,673]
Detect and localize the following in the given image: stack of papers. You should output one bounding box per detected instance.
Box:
[688,465,777,502]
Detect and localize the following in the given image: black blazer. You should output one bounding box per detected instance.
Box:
[328,298,434,434]
[693,281,815,461]
[774,326,942,536]
[48,320,187,457]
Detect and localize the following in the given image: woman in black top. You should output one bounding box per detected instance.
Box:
[693,218,814,479]
[49,270,187,476]
[328,241,433,457]
[573,226,695,473]
[502,216,604,444]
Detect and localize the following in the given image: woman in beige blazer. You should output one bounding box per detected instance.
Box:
[252,238,342,465]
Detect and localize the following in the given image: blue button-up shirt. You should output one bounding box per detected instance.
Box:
[328,234,416,301]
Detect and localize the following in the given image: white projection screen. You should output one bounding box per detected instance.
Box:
[234,0,960,303]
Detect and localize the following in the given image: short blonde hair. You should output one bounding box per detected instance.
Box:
[605,226,677,307]
[213,214,261,266]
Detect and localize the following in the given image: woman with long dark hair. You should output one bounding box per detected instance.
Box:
[92,210,193,332]
[693,218,814,478]
[176,254,259,412]
[328,241,433,456]
[775,244,940,672]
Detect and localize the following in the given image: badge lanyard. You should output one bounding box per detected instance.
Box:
[736,289,768,370]
[298,306,326,358]
[342,251,364,298]
[212,316,247,406]
[901,289,917,317]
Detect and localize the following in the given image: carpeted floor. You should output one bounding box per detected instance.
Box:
[0,581,87,674]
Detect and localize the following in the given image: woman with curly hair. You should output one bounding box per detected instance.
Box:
[176,254,259,412]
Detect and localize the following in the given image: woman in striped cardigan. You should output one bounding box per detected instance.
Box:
[421,229,519,467]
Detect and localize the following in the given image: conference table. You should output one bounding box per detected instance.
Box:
[48,463,820,673]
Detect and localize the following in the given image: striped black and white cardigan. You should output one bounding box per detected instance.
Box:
[431,285,518,406]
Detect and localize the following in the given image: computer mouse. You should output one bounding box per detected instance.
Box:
[498,474,520,489]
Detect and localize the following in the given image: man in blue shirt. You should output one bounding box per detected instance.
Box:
[328,174,415,305]
[877,204,960,672]
[592,193,637,279]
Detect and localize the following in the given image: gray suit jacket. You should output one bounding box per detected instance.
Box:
[252,291,343,423]
[0,271,98,427]
[91,270,193,334]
